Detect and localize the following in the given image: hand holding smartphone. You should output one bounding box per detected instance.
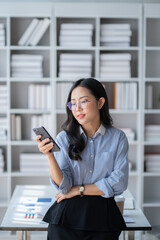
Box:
[32,126,60,152]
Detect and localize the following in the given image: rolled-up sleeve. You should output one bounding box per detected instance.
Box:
[95,132,129,198]
[50,133,73,194]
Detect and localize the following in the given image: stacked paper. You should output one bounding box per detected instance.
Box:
[145,84,153,109]
[0,23,5,46]
[28,84,51,109]
[0,148,4,173]
[100,23,132,47]
[59,23,93,47]
[145,154,160,173]
[58,53,92,78]
[145,125,160,141]
[18,18,51,46]
[120,128,135,141]
[11,114,22,140]
[0,117,7,141]
[31,115,52,140]
[56,82,73,109]
[113,82,137,109]
[20,153,49,172]
[100,53,131,78]
[11,54,44,78]
[0,84,8,109]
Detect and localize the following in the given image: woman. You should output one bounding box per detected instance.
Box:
[36,78,129,240]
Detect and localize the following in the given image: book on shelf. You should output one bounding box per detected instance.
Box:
[0,147,4,172]
[0,84,8,109]
[100,53,131,78]
[100,53,131,61]
[119,128,135,141]
[18,18,51,46]
[0,23,5,46]
[28,84,50,109]
[100,23,130,30]
[58,53,92,78]
[59,41,92,47]
[18,18,39,46]
[31,114,52,140]
[145,84,153,109]
[101,29,132,36]
[145,125,160,141]
[113,82,137,109]
[0,117,8,140]
[59,23,93,47]
[60,29,93,36]
[60,53,92,61]
[100,23,131,46]
[20,153,49,172]
[56,82,73,109]
[11,54,43,78]
[145,153,160,172]
[100,36,130,43]
[11,114,22,140]
[60,23,93,30]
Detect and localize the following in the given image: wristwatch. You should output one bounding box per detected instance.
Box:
[79,185,85,197]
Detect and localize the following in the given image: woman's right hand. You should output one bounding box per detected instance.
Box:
[35,135,54,156]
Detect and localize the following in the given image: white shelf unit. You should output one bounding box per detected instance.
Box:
[0,4,53,239]
[54,2,143,208]
[143,4,160,227]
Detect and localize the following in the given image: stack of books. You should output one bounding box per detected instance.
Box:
[145,153,160,173]
[11,54,44,78]
[0,148,4,172]
[120,128,135,141]
[145,125,160,141]
[100,23,132,47]
[58,53,92,78]
[145,84,153,109]
[0,84,8,109]
[0,23,5,46]
[0,117,7,141]
[100,53,131,78]
[113,82,137,109]
[59,23,93,47]
[11,114,22,140]
[28,84,51,109]
[18,18,51,46]
[56,82,73,109]
[20,153,49,173]
[31,115,52,140]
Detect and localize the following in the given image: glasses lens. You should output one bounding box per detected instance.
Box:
[68,102,72,110]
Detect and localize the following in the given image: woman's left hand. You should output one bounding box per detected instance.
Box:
[56,186,79,203]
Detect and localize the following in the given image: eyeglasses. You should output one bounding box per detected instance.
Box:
[67,99,92,111]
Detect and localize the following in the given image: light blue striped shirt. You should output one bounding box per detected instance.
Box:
[50,125,129,198]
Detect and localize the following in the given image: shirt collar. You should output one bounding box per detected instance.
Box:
[80,124,106,138]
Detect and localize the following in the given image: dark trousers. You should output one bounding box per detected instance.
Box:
[47,224,121,240]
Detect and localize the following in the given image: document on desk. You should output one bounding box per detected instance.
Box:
[11,197,54,225]
[123,210,135,223]
[124,198,135,210]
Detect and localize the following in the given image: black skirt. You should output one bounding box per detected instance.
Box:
[43,195,126,232]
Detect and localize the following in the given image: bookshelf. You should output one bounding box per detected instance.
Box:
[143,4,160,228]
[0,2,159,239]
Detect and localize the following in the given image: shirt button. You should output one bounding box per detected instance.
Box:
[89,170,92,173]
[90,140,93,143]
[90,154,94,158]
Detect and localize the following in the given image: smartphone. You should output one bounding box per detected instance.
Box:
[32,126,60,152]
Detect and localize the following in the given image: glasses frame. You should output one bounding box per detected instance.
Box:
[67,99,93,111]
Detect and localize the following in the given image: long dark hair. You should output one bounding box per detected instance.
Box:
[61,78,113,160]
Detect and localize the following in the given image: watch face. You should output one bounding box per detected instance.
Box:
[80,186,84,192]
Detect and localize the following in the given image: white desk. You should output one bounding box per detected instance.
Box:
[0,185,151,240]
